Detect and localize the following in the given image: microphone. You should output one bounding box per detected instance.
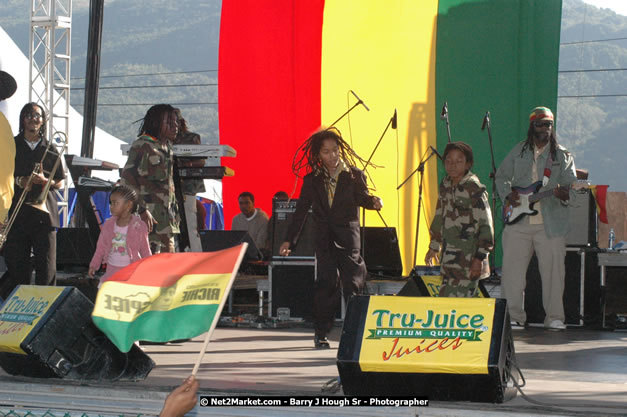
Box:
[440,102,448,120]
[430,145,443,161]
[481,111,490,131]
[391,109,397,129]
[350,90,370,111]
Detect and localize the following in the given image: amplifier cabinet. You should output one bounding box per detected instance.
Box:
[269,260,316,320]
[524,248,600,326]
[271,199,315,258]
[269,259,344,321]
[566,190,597,247]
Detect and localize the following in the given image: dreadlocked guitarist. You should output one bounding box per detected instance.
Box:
[279,127,383,349]
[495,107,577,331]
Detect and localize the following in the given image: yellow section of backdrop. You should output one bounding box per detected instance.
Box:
[321,0,440,275]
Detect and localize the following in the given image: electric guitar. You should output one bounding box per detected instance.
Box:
[502,181,587,225]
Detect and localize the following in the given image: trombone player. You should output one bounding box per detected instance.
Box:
[0,103,64,299]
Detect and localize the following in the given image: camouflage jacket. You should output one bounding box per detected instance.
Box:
[173,131,206,195]
[121,134,180,235]
[428,171,494,280]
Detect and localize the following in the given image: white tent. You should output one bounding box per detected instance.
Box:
[0,25,126,182]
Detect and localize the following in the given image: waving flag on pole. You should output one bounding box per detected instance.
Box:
[590,185,609,224]
[92,244,247,352]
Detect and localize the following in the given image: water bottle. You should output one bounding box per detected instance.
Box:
[608,228,615,250]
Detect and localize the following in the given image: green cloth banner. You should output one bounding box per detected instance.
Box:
[435,0,563,266]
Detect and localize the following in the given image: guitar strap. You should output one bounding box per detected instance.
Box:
[542,154,553,186]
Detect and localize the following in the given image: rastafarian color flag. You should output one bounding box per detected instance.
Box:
[218,0,563,274]
[92,244,247,352]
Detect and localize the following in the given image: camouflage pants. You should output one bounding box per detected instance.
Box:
[150,232,175,254]
[438,276,480,298]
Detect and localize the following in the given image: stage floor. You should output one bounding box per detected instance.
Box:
[1,324,626,416]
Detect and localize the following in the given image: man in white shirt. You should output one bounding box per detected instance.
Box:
[231,191,269,252]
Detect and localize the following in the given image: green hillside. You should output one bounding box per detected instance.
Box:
[1,0,625,190]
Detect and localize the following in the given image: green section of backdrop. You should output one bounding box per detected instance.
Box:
[435,0,563,268]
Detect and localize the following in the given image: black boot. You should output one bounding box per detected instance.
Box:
[314,334,330,349]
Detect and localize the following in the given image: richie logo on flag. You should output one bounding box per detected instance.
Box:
[358,297,496,375]
[96,277,226,321]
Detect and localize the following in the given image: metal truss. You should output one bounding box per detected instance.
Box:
[29,0,72,226]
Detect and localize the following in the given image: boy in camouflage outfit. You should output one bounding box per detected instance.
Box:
[425,142,494,297]
[121,104,180,253]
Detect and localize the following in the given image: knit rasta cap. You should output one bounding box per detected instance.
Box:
[529,106,554,122]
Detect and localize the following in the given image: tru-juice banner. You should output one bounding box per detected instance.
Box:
[359,297,496,374]
[0,285,65,355]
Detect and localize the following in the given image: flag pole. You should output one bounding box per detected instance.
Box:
[192,242,248,376]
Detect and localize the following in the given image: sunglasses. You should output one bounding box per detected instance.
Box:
[26,112,42,121]
[533,121,553,128]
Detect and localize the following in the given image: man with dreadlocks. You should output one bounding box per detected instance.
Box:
[279,127,383,349]
[495,107,577,331]
[121,104,180,254]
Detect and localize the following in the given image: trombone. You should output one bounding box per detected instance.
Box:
[0,132,67,251]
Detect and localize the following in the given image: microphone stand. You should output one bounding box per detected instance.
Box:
[440,102,452,143]
[397,147,439,267]
[360,112,395,258]
[329,90,370,127]
[482,111,499,280]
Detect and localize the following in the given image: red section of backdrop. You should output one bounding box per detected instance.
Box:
[218,0,324,230]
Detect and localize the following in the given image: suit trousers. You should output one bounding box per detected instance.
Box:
[502,222,565,325]
[313,242,366,337]
[2,205,56,297]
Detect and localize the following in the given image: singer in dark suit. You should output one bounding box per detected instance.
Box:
[279,127,382,348]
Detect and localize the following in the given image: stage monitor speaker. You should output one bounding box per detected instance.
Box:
[363,227,402,278]
[565,189,597,247]
[199,230,263,260]
[0,285,154,380]
[337,296,517,403]
[56,227,97,269]
[271,199,315,258]
[398,266,490,298]
[56,276,100,303]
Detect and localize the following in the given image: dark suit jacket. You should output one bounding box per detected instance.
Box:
[286,166,377,252]
[11,133,64,227]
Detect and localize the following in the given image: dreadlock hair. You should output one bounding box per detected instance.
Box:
[521,122,559,160]
[137,104,176,139]
[18,102,46,139]
[291,127,371,179]
[110,185,139,213]
[174,108,188,135]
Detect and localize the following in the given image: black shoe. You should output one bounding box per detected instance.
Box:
[314,335,330,349]
[510,321,528,330]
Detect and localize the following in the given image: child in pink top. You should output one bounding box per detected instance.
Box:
[89,185,151,285]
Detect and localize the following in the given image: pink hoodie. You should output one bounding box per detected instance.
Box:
[89,214,151,271]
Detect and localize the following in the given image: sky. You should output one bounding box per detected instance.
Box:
[583,0,627,16]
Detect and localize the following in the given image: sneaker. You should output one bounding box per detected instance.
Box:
[510,321,526,330]
[546,320,566,331]
[314,335,330,349]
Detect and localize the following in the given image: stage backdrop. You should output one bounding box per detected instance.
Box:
[218,0,562,274]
